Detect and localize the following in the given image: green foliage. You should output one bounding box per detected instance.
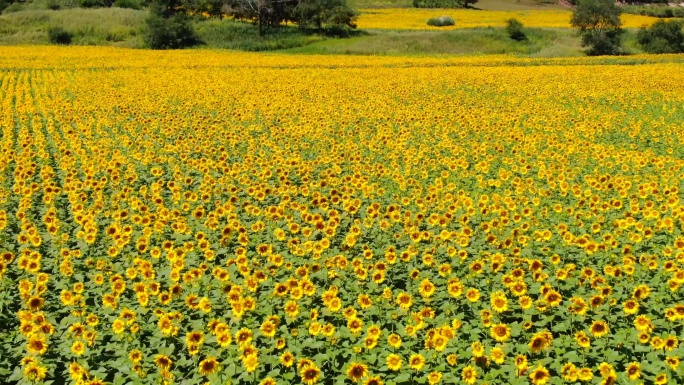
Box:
[622,5,684,19]
[0,0,10,13]
[296,0,358,32]
[195,19,326,50]
[145,12,200,49]
[47,25,73,43]
[1,2,23,12]
[636,19,684,53]
[113,0,141,9]
[46,0,62,9]
[413,0,476,9]
[571,0,623,55]
[506,17,525,40]
[426,15,455,27]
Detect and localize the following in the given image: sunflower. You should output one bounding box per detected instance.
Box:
[24,364,47,381]
[519,296,533,310]
[154,355,173,369]
[634,315,653,332]
[388,333,402,348]
[348,317,363,334]
[409,354,425,371]
[301,365,321,385]
[260,378,277,385]
[396,292,413,310]
[466,288,480,302]
[27,335,48,355]
[364,376,383,385]
[199,356,219,376]
[590,321,609,338]
[346,362,368,382]
[625,362,640,380]
[491,323,511,342]
[598,362,615,377]
[243,354,258,372]
[461,365,477,385]
[528,332,551,353]
[281,351,295,367]
[578,368,593,382]
[529,366,550,385]
[490,291,508,313]
[574,331,591,348]
[260,320,277,338]
[490,348,505,364]
[623,299,639,315]
[427,371,442,385]
[561,363,578,381]
[419,278,436,298]
[655,374,668,385]
[71,341,85,356]
[386,354,402,371]
[129,349,142,363]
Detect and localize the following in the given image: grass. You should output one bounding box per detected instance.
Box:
[194,19,329,51]
[0,7,146,46]
[284,26,583,56]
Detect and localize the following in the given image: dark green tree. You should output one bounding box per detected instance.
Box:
[145,0,200,49]
[570,0,623,55]
[506,18,526,41]
[637,20,684,54]
[295,0,357,32]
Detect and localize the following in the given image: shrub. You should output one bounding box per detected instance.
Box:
[637,19,684,53]
[113,0,141,8]
[2,2,23,12]
[506,18,526,40]
[0,0,9,13]
[48,26,73,44]
[46,0,61,9]
[426,16,455,27]
[145,14,200,49]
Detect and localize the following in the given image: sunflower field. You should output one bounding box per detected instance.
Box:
[355,8,660,30]
[2,47,684,385]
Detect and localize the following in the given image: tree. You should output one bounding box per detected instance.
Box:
[295,0,357,32]
[225,0,355,36]
[224,0,297,36]
[145,0,200,49]
[637,20,684,54]
[570,0,623,56]
[506,18,526,41]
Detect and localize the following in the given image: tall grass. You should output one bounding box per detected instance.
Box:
[286,27,584,56]
[0,8,146,46]
[194,19,327,51]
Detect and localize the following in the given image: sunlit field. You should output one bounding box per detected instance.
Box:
[2,47,684,385]
[356,8,661,29]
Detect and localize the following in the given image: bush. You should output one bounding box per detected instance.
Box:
[145,14,200,49]
[506,18,526,40]
[0,0,9,13]
[45,0,62,9]
[48,26,73,44]
[637,19,684,53]
[426,16,455,27]
[2,2,23,12]
[113,0,141,8]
